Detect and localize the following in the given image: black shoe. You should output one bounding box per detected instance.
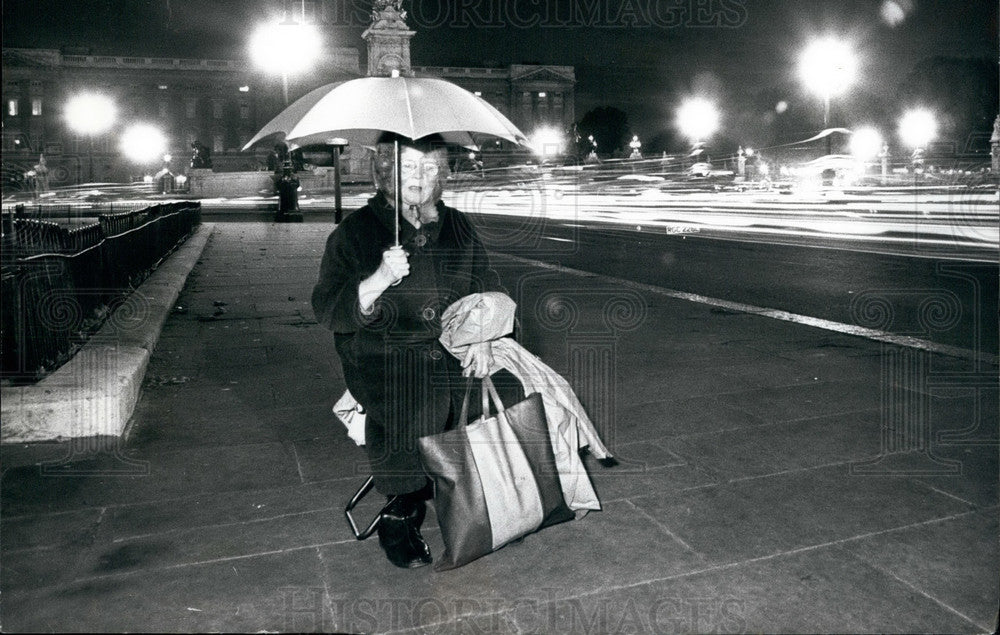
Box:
[378,495,432,569]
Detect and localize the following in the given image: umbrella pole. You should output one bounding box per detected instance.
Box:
[394,138,401,247]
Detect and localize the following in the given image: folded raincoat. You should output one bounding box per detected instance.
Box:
[439,292,612,515]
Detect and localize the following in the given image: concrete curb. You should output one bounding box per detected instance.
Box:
[1,223,215,444]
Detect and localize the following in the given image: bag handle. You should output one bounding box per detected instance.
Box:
[458,375,505,426]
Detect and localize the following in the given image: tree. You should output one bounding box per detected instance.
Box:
[576,107,630,157]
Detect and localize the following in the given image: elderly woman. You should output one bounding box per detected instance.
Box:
[312,134,512,569]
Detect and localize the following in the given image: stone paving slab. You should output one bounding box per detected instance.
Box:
[839,510,999,630]
[668,410,885,480]
[317,499,707,633]
[2,441,303,516]
[2,548,327,633]
[506,544,981,634]
[616,394,769,440]
[627,463,976,565]
[909,445,1000,508]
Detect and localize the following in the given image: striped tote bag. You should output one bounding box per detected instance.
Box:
[418,376,575,571]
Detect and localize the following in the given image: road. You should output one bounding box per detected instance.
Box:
[463,212,997,358]
[435,178,997,359]
[14,171,994,358]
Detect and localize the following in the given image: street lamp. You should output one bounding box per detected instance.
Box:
[628,134,642,159]
[327,137,349,223]
[676,98,719,167]
[850,127,883,160]
[849,127,882,184]
[799,37,857,153]
[899,108,937,209]
[249,19,321,103]
[899,108,937,152]
[65,93,116,183]
[529,126,565,160]
[121,123,167,164]
[676,98,720,143]
[122,122,168,189]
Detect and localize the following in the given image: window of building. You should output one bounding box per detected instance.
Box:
[7,99,18,116]
[213,134,224,153]
[239,102,250,119]
[213,100,224,119]
[185,97,197,118]
[31,99,42,116]
[158,101,169,119]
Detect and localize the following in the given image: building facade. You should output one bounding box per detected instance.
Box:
[1,47,360,187]
[412,64,575,135]
[364,2,575,139]
[2,3,575,189]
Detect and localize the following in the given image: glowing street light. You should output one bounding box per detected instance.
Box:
[65,93,117,183]
[850,127,883,160]
[800,37,857,155]
[249,19,322,103]
[65,93,116,135]
[676,97,720,144]
[121,123,168,164]
[529,126,565,159]
[799,37,857,128]
[899,108,937,150]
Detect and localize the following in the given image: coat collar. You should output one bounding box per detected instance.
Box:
[369,193,446,245]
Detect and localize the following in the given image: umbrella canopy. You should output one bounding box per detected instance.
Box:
[243,75,530,246]
[242,76,528,151]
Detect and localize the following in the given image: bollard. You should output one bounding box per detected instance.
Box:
[275,164,303,223]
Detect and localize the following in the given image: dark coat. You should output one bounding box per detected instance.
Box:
[312,194,505,494]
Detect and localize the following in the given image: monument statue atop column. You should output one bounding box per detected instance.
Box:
[363,0,415,76]
[371,1,408,28]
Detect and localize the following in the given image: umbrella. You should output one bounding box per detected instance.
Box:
[243,75,529,243]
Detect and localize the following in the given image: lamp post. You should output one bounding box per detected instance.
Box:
[676,97,720,170]
[628,135,642,159]
[530,126,565,162]
[850,127,883,182]
[899,108,937,212]
[121,123,168,187]
[799,37,857,155]
[249,18,321,104]
[328,137,348,223]
[65,93,116,184]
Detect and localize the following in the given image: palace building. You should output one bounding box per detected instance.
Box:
[1,2,575,188]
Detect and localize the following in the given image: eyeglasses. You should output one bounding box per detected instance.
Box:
[400,159,440,176]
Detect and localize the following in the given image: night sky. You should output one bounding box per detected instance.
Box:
[4,0,997,149]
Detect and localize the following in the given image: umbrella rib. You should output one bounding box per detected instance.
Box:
[402,77,416,137]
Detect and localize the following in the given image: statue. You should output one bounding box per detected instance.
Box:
[190,141,212,169]
[371,0,408,28]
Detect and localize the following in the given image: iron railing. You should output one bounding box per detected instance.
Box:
[1,202,201,383]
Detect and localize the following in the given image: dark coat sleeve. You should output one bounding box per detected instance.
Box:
[311,221,380,333]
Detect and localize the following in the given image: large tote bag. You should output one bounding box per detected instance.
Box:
[418,377,574,571]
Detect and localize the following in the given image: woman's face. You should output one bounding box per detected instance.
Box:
[375,145,447,210]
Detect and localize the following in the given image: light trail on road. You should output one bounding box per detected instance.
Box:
[444,181,998,262]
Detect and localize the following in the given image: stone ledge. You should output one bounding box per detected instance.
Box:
[1,223,215,444]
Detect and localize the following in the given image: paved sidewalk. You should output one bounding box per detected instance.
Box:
[2,222,997,633]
